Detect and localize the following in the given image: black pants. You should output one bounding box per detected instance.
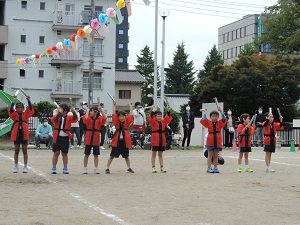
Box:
[80,128,85,143]
[182,129,192,147]
[224,129,234,147]
[100,128,106,146]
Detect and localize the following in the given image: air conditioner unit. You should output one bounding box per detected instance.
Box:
[80,11,90,24]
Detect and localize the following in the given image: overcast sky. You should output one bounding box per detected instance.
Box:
[127,0,278,72]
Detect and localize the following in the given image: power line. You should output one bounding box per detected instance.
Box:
[132,2,242,19]
[158,1,259,16]
[194,0,269,8]
[168,0,265,12]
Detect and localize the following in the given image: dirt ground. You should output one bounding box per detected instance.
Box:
[0,146,299,225]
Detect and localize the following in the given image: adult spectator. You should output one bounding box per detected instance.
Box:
[100,103,107,150]
[255,106,266,147]
[181,104,194,150]
[132,102,146,148]
[35,118,53,149]
[78,101,88,144]
[70,108,82,149]
[224,109,235,149]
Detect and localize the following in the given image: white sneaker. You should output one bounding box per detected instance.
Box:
[94,168,100,174]
[13,167,19,173]
[77,145,80,148]
[70,145,74,149]
[266,168,275,172]
[79,145,83,149]
[82,168,88,174]
[100,146,105,150]
[23,167,28,173]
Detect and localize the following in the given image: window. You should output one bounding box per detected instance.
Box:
[232,30,236,40]
[118,43,124,49]
[20,69,25,78]
[20,35,26,44]
[227,49,230,59]
[223,50,226,59]
[118,57,123,63]
[83,39,103,56]
[231,48,233,58]
[38,70,44,78]
[82,72,102,90]
[244,26,247,36]
[223,34,225,43]
[119,29,124,35]
[40,2,45,10]
[227,33,229,42]
[39,36,45,44]
[21,1,27,10]
[237,29,240,39]
[119,90,131,99]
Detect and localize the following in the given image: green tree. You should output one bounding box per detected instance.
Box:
[189,54,300,121]
[240,42,257,56]
[260,0,300,54]
[165,42,196,94]
[190,45,224,112]
[198,44,224,79]
[32,101,55,120]
[135,45,155,105]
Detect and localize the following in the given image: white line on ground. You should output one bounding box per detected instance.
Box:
[0,152,132,225]
[227,156,300,167]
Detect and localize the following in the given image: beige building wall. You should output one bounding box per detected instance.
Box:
[115,82,142,111]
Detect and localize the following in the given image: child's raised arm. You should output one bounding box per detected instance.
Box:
[113,100,117,114]
[129,102,133,115]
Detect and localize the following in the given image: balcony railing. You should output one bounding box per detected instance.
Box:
[53,10,82,26]
[52,79,82,95]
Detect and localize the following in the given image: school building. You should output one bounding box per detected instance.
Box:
[0,0,131,114]
[218,14,272,65]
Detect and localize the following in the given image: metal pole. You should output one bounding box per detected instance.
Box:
[160,16,166,117]
[88,0,95,107]
[153,0,158,109]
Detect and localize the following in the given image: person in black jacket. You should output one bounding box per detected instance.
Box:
[78,101,88,148]
[181,104,194,150]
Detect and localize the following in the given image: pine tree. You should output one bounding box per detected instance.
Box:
[135,45,155,105]
[198,44,224,79]
[165,42,196,94]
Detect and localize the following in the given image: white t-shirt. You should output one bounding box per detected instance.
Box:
[59,117,68,137]
[68,111,80,127]
[133,108,146,126]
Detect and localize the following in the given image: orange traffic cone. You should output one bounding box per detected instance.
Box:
[232,138,238,152]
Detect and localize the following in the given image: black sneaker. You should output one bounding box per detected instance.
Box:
[127,168,134,173]
[105,168,110,174]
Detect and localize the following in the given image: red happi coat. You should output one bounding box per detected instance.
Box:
[200,118,227,148]
[262,121,284,146]
[8,106,35,141]
[51,114,78,143]
[237,124,257,147]
[148,114,173,147]
[82,116,106,146]
[111,114,134,148]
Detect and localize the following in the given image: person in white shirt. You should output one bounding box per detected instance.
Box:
[69,108,82,149]
[99,103,107,150]
[132,102,146,148]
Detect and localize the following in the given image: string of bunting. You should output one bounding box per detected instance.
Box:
[15,0,150,68]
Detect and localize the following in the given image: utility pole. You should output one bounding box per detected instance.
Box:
[153,0,158,109]
[88,0,95,107]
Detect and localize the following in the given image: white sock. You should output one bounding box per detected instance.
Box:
[15,163,18,168]
[245,165,248,168]
[238,164,242,167]
[24,163,27,168]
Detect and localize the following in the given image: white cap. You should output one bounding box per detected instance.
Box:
[82,101,87,105]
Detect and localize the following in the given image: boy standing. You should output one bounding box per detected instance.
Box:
[51,104,78,174]
[200,107,227,173]
[82,106,107,174]
[105,101,134,174]
[148,106,172,173]
[8,95,34,173]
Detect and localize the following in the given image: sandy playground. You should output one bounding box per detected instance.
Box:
[0,147,299,225]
